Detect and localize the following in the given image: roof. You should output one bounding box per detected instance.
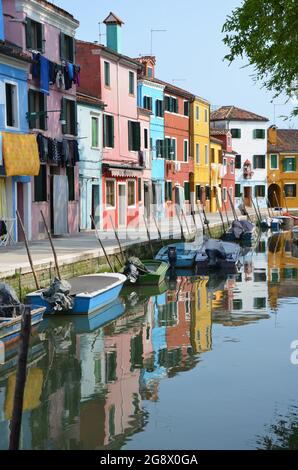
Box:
[211,105,269,122]
[210,128,231,136]
[77,92,105,108]
[269,129,298,153]
[36,0,79,24]
[103,12,124,25]
[210,136,223,145]
[147,77,195,100]
[76,40,142,69]
[0,40,31,63]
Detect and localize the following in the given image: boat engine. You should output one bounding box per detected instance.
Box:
[167,246,177,268]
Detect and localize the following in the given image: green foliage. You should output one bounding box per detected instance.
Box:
[222,0,298,116]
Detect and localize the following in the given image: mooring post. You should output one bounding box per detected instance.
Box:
[9,306,32,450]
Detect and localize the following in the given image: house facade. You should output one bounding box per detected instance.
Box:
[191,96,211,211]
[211,106,269,209]
[209,137,223,213]
[137,56,165,220]
[2,0,80,240]
[77,93,104,231]
[267,126,298,208]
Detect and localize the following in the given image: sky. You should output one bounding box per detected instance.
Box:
[53,0,298,128]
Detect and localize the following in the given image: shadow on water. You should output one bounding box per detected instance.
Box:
[1,232,298,449]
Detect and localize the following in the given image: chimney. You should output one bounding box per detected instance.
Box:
[268,125,277,146]
[0,1,4,41]
[103,12,124,54]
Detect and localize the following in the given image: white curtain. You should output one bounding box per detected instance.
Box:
[53,175,69,235]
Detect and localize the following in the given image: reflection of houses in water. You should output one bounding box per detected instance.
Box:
[190,277,212,354]
[267,232,298,309]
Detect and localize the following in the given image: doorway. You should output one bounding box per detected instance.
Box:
[144,182,150,219]
[118,183,126,228]
[244,186,252,207]
[16,182,25,242]
[268,183,281,208]
[91,184,100,229]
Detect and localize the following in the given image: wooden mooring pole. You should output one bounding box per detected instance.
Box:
[40,210,61,280]
[152,213,163,246]
[91,215,114,272]
[16,210,40,291]
[143,215,154,258]
[181,208,191,238]
[109,216,126,263]
[9,306,31,450]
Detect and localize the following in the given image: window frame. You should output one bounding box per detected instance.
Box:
[105,179,116,209]
[103,114,114,149]
[184,100,190,117]
[127,179,136,207]
[231,128,241,139]
[270,153,279,170]
[5,81,19,130]
[183,139,189,163]
[283,156,296,173]
[195,143,200,164]
[255,185,265,198]
[196,105,200,121]
[253,129,266,139]
[284,183,297,198]
[34,164,47,202]
[28,87,47,131]
[129,71,135,95]
[253,154,266,169]
[204,108,208,122]
[104,61,111,87]
[223,187,227,202]
[91,115,100,149]
[26,17,45,53]
[204,144,209,165]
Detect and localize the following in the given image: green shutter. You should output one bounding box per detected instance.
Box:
[40,93,47,131]
[128,121,132,150]
[28,90,36,129]
[135,122,141,151]
[171,139,176,160]
[168,182,172,201]
[69,37,75,63]
[73,102,78,136]
[60,32,65,60]
[103,115,107,147]
[253,129,256,139]
[92,118,97,147]
[253,155,257,168]
[282,158,287,172]
[25,18,33,49]
[110,116,114,148]
[61,97,67,134]
[184,182,190,200]
[270,154,277,169]
[293,158,296,171]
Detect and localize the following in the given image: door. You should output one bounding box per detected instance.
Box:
[144,182,150,219]
[17,183,25,242]
[53,175,69,235]
[244,186,252,207]
[118,183,126,228]
[91,184,100,229]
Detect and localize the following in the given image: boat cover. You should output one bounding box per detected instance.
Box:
[0,283,20,317]
[231,220,254,239]
[123,257,150,284]
[42,278,74,312]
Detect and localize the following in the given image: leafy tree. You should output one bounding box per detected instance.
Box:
[222,0,298,116]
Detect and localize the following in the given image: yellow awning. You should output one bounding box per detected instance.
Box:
[2,132,40,177]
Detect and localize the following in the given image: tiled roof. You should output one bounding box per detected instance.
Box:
[103,12,124,25]
[210,136,223,145]
[76,40,142,68]
[77,93,105,107]
[147,77,195,100]
[37,0,79,23]
[0,40,31,62]
[210,128,230,136]
[211,105,268,122]
[269,129,298,153]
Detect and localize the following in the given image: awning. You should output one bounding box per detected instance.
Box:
[2,132,40,177]
[103,163,143,178]
[110,169,140,177]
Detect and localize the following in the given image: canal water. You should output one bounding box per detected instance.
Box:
[1,232,298,450]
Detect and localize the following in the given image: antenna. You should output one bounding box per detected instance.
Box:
[172,79,187,84]
[150,29,167,55]
[98,22,106,45]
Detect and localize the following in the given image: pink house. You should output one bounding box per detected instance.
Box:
[77,12,149,230]
[3,0,80,239]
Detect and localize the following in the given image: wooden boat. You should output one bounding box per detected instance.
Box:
[195,239,241,274]
[122,279,168,296]
[271,215,294,231]
[155,242,200,268]
[223,220,258,244]
[0,307,45,344]
[291,226,298,243]
[123,259,169,286]
[26,273,127,315]
[282,212,298,226]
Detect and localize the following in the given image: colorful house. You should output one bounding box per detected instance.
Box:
[210,129,236,211]
[77,93,104,230]
[77,13,148,230]
[3,0,80,239]
[267,126,298,208]
[209,136,223,213]
[137,56,165,219]
[191,96,211,211]
[211,106,269,209]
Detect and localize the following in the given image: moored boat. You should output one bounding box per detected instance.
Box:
[291,226,298,243]
[222,219,258,244]
[123,258,169,285]
[271,215,294,231]
[0,307,45,344]
[155,242,200,268]
[195,238,241,274]
[26,273,127,315]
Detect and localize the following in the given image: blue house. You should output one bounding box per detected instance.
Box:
[137,56,165,218]
[0,2,32,243]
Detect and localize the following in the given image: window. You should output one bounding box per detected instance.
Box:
[172,97,178,113]
[254,272,267,282]
[155,99,163,117]
[91,116,99,148]
[253,129,265,139]
[60,33,75,62]
[66,166,75,201]
[34,165,47,202]
[28,89,47,130]
[205,186,211,200]
[128,121,141,151]
[105,351,117,382]
[128,180,136,206]
[233,299,243,310]
[230,159,234,174]
[184,101,190,117]
[195,143,200,164]
[231,128,241,138]
[235,184,241,197]
[284,183,296,197]
[196,106,200,120]
[223,157,227,167]
[270,154,278,169]
[165,181,172,201]
[196,185,201,201]
[255,185,265,197]
[26,18,44,52]
[138,178,142,202]
[211,148,215,163]
[235,154,241,169]
[229,187,233,200]
[106,180,115,207]
[253,298,266,309]
[184,140,189,162]
[143,96,152,111]
[61,98,77,135]
[283,157,296,172]
[227,135,231,147]
[184,181,190,201]
[144,128,148,149]
[104,61,110,87]
[223,187,227,201]
[253,154,265,169]
[103,115,114,148]
[129,71,134,95]
[204,144,209,165]
[147,66,153,78]
[204,108,208,122]
[5,83,18,128]
[156,139,164,158]
[165,96,178,113]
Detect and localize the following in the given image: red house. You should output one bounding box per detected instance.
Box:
[210,129,236,211]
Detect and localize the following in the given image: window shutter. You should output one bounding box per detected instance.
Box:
[128,121,132,150]
[60,32,65,60]
[25,18,33,49]
[110,116,114,148]
[28,90,36,129]
[282,159,287,172]
[40,23,45,53]
[41,93,48,131]
[184,182,190,200]
[169,182,172,201]
[172,139,176,160]
[69,37,75,63]
[253,129,256,139]
[293,158,297,171]
[73,102,78,136]
[253,155,257,168]
[61,97,67,134]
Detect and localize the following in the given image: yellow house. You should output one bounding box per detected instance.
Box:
[210,137,223,213]
[190,277,212,353]
[268,126,298,208]
[190,96,211,212]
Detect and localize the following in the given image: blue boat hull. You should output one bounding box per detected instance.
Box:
[0,309,44,344]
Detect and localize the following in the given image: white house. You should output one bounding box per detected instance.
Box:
[211,106,269,209]
[77,93,104,230]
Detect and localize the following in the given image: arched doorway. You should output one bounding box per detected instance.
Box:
[268,183,281,208]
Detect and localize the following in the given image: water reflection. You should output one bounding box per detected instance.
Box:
[0,232,298,449]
